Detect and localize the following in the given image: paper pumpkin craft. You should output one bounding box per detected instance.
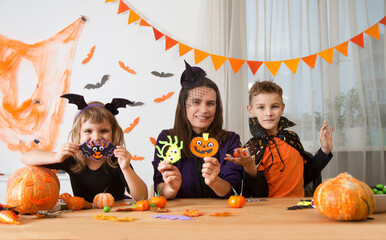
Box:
[190,133,219,158]
[156,135,183,164]
[79,140,116,161]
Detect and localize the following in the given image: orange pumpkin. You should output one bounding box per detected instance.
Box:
[93,192,115,209]
[59,192,72,203]
[150,190,167,208]
[228,187,246,208]
[66,196,85,210]
[136,200,150,211]
[313,172,375,221]
[190,133,219,158]
[6,166,60,214]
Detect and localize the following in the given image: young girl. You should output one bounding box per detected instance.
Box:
[152,61,243,199]
[22,95,148,202]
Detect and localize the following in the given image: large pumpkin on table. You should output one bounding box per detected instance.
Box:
[6,166,60,214]
[313,172,375,221]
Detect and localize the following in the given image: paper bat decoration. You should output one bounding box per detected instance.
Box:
[124,117,139,133]
[84,75,110,89]
[82,45,95,64]
[150,137,156,146]
[153,92,175,103]
[79,140,116,161]
[118,61,136,74]
[151,71,174,78]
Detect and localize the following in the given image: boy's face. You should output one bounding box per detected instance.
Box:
[247,92,285,135]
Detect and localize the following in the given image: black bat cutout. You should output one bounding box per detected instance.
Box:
[79,140,116,161]
[151,71,174,78]
[61,93,88,110]
[84,75,110,89]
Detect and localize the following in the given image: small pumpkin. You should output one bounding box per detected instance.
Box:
[59,192,72,203]
[6,166,60,214]
[190,133,219,158]
[233,148,247,158]
[93,192,115,209]
[313,172,375,221]
[228,187,246,208]
[66,196,93,210]
[135,200,150,211]
[150,189,167,208]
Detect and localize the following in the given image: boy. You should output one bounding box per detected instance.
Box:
[225,81,333,197]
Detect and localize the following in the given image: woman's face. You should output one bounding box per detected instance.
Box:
[80,118,113,144]
[186,86,217,134]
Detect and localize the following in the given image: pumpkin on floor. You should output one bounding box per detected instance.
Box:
[6,166,60,214]
[313,172,375,221]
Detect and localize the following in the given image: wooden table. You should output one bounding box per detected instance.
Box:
[1,198,385,239]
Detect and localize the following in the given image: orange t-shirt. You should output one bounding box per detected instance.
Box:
[257,137,305,197]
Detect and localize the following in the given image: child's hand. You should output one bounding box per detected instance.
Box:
[202,157,221,187]
[157,161,182,191]
[114,146,132,170]
[225,148,257,177]
[55,143,79,163]
[319,120,333,155]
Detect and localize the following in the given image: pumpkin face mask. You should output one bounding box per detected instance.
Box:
[190,133,219,158]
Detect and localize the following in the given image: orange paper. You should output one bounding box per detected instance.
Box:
[364,23,380,40]
[247,60,263,75]
[165,36,178,51]
[81,45,96,64]
[117,0,130,14]
[139,19,151,27]
[194,49,209,64]
[118,61,136,74]
[228,58,245,74]
[350,33,364,48]
[150,137,156,146]
[154,92,175,103]
[334,41,349,57]
[317,48,334,64]
[283,58,300,75]
[179,43,193,56]
[301,54,317,69]
[153,27,164,40]
[264,61,282,76]
[128,10,140,24]
[124,117,139,133]
[211,54,228,71]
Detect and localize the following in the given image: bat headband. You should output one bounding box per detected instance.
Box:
[61,93,143,118]
[180,60,207,89]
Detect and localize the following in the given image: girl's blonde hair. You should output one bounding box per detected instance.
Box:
[68,101,125,173]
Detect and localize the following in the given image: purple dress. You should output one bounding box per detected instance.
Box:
[152,129,243,198]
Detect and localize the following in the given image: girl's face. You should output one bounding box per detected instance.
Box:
[186,86,217,134]
[80,118,113,144]
[247,92,285,135]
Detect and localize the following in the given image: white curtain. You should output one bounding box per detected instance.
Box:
[203,0,385,186]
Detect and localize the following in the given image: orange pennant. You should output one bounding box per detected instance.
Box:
[334,41,348,57]
[264,61,282,76]
[380,16,386,25]
[350,32,364,48]
[317,48,334,64]
[211,54,228,71]
[165,36,178,51]
[118,0,130,14]
[128,10,140,24]
[139,19,151,27]
[153,28,164,40]
[194,49,209,64]
[105,0,117,2]
[301,54,317,69]
[283,58,300,75]
[228,58,246,74]
[364,23,380,40]
[179,43,192,56]
[247,61,263,75]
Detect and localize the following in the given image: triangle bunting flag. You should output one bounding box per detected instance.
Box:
[128,10,140,24]
[302,54,317,69]
[379,16,386,25]
[364,23,380,40]
[165,36,178,51]
[265,61,282,76]
[211,54,228,71]
[152,27,164,41]
[317,48,334,64]
[283,58,300,74]
[194,49,209,64]
[247,61,263,75]
[118,0,130,14]
[350,33,364,48]
[334,41,349,57]
[228,58,246,74]
[139,19,151,27]
[179,43,193,56]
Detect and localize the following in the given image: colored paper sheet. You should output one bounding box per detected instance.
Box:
[211,54,228,71]
[194,49,209,64]
[128,10,140,24]
[334,41,349,57]
[350,33,364,48]
[247,61,263,75]
[317,48,334,64]
[364,24,380,40]
[228,58,245,74]
[264,61,282,76]
[153,27,164,40]
[301,54,317,69]
[179,43,192,56]
[283,58,300,74]
[117,0,130,14]
[165,36,178,51]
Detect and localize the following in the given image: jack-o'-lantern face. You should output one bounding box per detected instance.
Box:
[190,133,219,158]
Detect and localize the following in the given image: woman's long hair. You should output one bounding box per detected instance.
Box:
[68,101,125,173]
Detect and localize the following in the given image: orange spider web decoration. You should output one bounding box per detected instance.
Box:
[0,17,85,153]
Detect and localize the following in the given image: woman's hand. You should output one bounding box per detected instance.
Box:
[202,157,221,187]
[55,143,79,163]
[114,146,132,170]
[157,161,182,193]
[319,120,333,155]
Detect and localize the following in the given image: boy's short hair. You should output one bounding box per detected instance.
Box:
[248,80,283,104]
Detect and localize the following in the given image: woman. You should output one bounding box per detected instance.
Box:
[152,61,243,199]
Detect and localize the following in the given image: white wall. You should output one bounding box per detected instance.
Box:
[0,0,205,192]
